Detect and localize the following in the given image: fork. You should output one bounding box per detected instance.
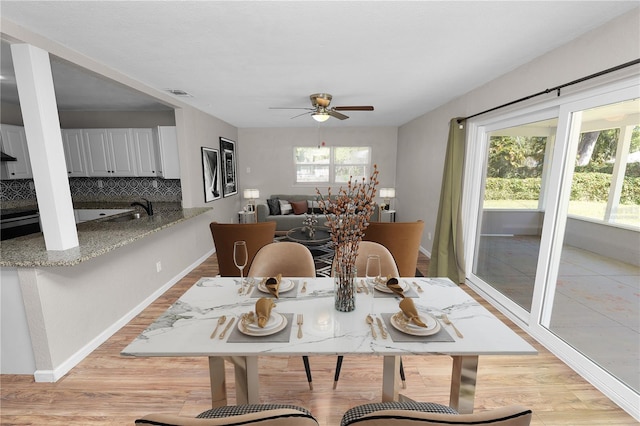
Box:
[441,313,463,338]
[297,314,303,338]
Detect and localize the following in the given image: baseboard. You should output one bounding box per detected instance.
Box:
[33,248,215,383]
[419,246,431,258]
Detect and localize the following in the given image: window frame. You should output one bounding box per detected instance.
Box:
[293,146,372,185]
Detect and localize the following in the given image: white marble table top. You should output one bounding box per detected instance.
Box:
[122,277,536,358]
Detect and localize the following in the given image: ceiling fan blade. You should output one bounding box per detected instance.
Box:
[269,107,314,110]
[328,110,349,120]
[290,111,313,119]
[332,106,374,111]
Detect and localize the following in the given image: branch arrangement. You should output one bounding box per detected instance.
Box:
[316,164,380,273]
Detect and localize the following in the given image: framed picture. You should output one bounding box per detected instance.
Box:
[201,147,221,203]
[220,137,238,197]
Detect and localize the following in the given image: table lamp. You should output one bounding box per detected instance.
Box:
[379,188,395,210]
[243,189,259,214]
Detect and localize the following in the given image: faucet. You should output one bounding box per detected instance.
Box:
[131,198,154,216]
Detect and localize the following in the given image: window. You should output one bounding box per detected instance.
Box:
[294,146,371,184]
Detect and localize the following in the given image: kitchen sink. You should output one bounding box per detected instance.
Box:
[106,213,142,222]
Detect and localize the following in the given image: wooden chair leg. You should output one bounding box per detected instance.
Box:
[302,356,313,390]
[333,356,344,389]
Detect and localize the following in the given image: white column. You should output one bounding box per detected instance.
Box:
[11,43,78,250]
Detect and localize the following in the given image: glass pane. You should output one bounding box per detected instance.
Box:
[335,165,366,183]
[294,147,330,164]
[549,99,640,394]
[334,147,370,164]
[296,165,329,183]
[473,118,557,312]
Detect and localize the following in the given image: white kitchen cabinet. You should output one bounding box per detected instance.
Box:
[132,128,157,177]
[83,128,137,177]
[0,124,33,179]
[106,129,137,176]
[154,126,181,179]
[61,129,88,177]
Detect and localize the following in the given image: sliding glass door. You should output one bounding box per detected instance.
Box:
[465,82,639,414]
[547,98,640,394]
[473,117,557,314]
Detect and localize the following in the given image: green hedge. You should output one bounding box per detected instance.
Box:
[485,172,640,204]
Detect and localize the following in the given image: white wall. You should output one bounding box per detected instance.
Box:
[396,8,640,256]
[176,107,241,222]
[238,126,398,203]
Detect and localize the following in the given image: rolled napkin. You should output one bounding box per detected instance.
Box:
[399,297,427,328]
[255,297,276,328]
[265,273,282,298]
[386,277,405,298]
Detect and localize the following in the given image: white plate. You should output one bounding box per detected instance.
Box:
[258,278,295,294]
[374,279,409,294]
[390,312,441,336]
[239,312,288,336]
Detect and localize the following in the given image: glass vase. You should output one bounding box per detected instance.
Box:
[333,261,357,312]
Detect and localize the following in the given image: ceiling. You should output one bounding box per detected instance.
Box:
[0,1,637,128]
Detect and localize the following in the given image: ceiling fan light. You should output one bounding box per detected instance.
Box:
[312,112,330,122]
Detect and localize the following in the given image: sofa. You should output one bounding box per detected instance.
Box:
[256,194,379,234]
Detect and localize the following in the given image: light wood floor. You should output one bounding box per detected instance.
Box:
[1,253,636,425]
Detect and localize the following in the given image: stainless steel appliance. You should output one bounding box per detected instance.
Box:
[1,209,41,240]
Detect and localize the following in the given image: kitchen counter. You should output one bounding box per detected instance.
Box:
[0,207,212,267]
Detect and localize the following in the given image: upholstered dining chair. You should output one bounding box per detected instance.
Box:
[248,241,316,390]
[332,241,407,389]
[135,403,319,426]
[340,402,532,426]
[209,221,276,276]
[363,220,425,277]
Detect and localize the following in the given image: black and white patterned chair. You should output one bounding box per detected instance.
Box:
[135,403,319,426]
[340,402,532,426]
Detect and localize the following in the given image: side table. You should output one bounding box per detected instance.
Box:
[380,209,396,222]
[238,211,256,224]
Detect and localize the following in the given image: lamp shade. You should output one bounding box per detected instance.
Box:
[380,188,395,198]
[243,189,259,199]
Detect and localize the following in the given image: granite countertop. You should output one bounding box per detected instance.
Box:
[0,206,212,268]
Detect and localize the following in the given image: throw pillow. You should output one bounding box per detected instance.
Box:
[290,200,308,215]
[267,198,281,215]
[279,199,293,215]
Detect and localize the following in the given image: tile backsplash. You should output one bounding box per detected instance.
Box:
[1,177,182,204]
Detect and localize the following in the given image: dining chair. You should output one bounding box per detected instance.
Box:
[209,221,276,276]
[248,241,316,390]
[363,220,425,277]
[135,403,319,425]
[340,402,532,426]
[332,241,406,389]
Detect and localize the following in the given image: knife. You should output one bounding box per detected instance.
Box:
[218,317,236,339]
[376,317,388,339]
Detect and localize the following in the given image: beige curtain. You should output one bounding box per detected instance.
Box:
[428,118,466,284]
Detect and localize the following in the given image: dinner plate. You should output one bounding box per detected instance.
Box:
[374,279,409,294]
[390,312,441,336]
[239,312,288,336]
[258,278,295,294]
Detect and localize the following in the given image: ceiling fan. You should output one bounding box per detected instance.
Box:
[270,93,374,122]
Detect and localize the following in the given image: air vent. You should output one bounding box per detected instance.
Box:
[164,89,192,97]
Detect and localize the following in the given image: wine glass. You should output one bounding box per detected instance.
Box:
[233,241,248,292]
[365,254,381,290]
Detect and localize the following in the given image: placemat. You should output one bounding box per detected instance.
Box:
[380,313,455,343]
[249,280,299,299]
[226,313,294,343]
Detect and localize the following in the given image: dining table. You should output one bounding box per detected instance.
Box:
[121,276,536,413]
